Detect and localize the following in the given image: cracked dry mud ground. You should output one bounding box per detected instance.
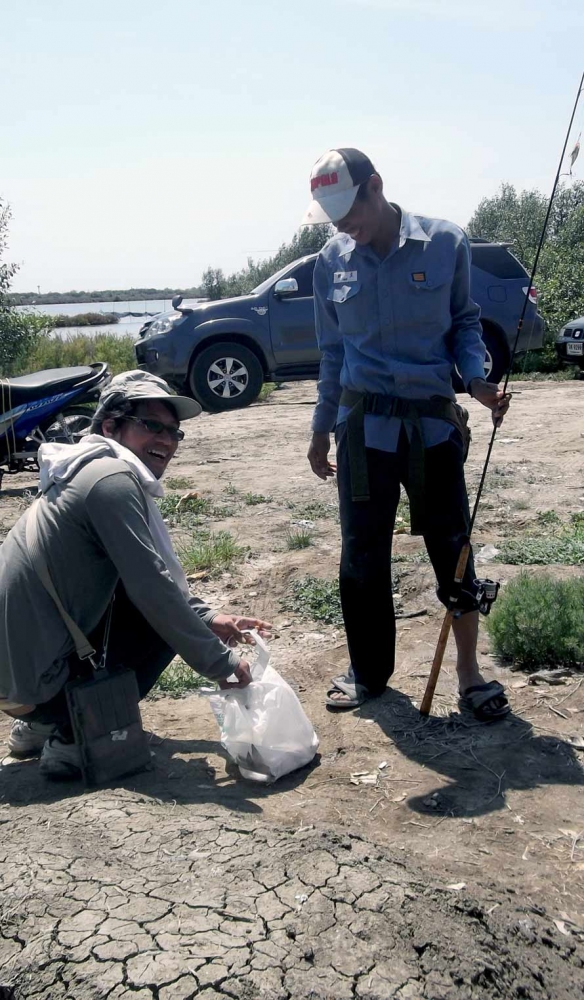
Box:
[2,798,584,1000]
[2,380,584,998]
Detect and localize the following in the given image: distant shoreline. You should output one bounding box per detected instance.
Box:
[7,286,203,306]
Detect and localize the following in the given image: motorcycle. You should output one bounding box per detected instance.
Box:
[0,362,111,489]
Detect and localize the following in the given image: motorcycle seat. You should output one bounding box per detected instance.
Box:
[0,367,94,408]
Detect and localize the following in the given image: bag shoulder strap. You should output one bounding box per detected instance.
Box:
[25,499,96,661]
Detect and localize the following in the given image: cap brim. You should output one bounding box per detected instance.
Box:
[301,186,359,226]
[161,394,202,420]
[133,392,202,420]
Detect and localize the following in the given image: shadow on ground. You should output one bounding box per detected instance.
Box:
[355,688,584,817]
[0,735,320,812]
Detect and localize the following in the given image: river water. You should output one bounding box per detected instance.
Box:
[15,298,204,338]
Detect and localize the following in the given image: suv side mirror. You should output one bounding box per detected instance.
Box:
[274,278,298,298]
[172,294,183,309]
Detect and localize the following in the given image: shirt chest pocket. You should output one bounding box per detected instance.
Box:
[328,281,361,304]
[407,266,452,323]
[327,281,363,332]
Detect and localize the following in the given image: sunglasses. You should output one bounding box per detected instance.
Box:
[121,416,185,442]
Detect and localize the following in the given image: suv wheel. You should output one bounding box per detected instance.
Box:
[189,341,264,412]
[481,326,507,382]
[452,324,508,392]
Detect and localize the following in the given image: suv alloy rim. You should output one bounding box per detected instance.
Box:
[207,356,250,398]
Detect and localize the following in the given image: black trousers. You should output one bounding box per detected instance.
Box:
[337,426,478,696]
[27,586,174,731]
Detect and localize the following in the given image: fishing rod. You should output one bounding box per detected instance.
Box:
[420,69,584,717]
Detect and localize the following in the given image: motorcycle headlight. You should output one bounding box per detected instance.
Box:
[148,312,183,336]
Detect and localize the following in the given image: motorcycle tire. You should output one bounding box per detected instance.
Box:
[42,406,95,444]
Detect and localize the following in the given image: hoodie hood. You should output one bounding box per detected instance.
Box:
[38,434,164,498]
[37,434,193,600]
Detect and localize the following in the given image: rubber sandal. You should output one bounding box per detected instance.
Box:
[326,674,371,710]
[458,680,510,722]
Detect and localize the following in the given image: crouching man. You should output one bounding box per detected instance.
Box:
[0,370,269,778]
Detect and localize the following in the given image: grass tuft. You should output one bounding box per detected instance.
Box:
[152,659,208,697]
[165,475,194,490]
[178,530,246,576]
[286,529,314,550]
[243,492,272,506]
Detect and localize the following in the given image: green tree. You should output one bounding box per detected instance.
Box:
[467,181,584,336]
[201,224,333,300]
[0,199,49,376]
[201,266,227,301]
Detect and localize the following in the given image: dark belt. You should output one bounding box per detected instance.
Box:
[340,388,470,535]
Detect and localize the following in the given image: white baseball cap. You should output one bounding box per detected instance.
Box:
[302,148,376,226]
[97,370,201,421]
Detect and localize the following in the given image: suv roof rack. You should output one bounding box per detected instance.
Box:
[468,236,514,248]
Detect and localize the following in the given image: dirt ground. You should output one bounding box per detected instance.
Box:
[2,379,584,999]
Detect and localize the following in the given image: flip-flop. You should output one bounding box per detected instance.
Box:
[458,680,510,722]
[326,674,371,710]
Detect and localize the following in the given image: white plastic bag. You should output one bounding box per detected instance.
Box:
[209,632,319,783]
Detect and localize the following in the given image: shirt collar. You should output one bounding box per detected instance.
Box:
[337,206,432,259]
[397,207,432,247]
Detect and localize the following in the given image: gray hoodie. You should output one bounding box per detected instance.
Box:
[0,449,239,707]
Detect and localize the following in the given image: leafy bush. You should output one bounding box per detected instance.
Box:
[20,332,135,375]
[486,572,584,668]
[0,310,51,377]
[0,199,54,376]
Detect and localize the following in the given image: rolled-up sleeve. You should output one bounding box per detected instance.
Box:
[449,235,487,390]
[312,254,345,433]
[85,472,239,681]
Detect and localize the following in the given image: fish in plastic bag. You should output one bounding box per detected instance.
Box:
[209,631,319,783]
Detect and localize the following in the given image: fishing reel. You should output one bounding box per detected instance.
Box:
[474,578,500,616]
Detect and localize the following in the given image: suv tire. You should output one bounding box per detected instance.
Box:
[452,323,508,392]
[189,341,264,412]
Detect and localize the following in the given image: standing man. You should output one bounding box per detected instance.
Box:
[303,148,510,721]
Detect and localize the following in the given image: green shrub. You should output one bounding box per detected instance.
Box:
[20,332,135,376]
[0,310,51,377]
[486,572,584,669]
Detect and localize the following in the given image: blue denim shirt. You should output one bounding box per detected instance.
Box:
[311,207,487,450]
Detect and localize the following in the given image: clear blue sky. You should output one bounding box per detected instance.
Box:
[2,0,583,293]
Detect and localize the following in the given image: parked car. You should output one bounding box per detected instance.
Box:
[555,316,584,370]
[135,240,544,412]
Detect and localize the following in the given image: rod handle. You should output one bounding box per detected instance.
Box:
[420,543,471,716]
